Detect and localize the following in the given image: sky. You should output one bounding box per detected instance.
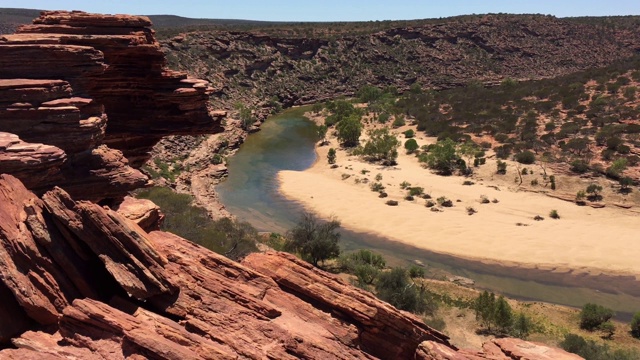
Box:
[3,1,640,22]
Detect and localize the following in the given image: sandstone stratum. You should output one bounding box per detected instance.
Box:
[0,11,583,359]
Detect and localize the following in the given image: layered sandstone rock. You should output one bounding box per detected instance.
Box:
[0,174,583,359]
[0,11,224,201]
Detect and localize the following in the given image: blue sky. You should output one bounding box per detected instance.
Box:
[4,1,640,21]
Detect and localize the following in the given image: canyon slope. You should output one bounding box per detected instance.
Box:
[0,11,583,359]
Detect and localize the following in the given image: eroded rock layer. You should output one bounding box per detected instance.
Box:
[0,174,582,359]
[0,10,224,201]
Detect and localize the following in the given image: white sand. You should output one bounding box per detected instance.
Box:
[278,127,640,278]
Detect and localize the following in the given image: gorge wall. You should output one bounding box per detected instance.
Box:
[0,11,586,359]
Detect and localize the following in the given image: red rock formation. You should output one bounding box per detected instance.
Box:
[0,173,583,358]
[115,196,165,231]
[0,11,225,201]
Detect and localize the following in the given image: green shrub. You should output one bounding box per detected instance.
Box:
[136,187,258,260]
[370,182,385,192]
[339,249,386,286]
[496,160,507,175]
[375,267,436,314]
[560,333,638,360]
[579,303,614,331]
[284,212,341,267]
[327,148,337,164]
[571,160,589,174]
[403,129,415,138]
[514,151,536,164]
[408,187,424,196]
[549,210,560,219]
[392,115,406,128]
[405,138,419,154]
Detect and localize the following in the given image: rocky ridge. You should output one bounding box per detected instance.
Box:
[0,11,583,359]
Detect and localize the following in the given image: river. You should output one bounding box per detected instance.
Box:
[216,107,639,319]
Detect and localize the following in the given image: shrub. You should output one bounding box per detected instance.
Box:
[386,200,399,206]
[327,148,337,164]
[405,195,415,201]
[480,195,490,204]
[421,138,460,175]
[360,128,400,165]
[339,249,386,286]
[462,180,474,186]
[586,184,603,201]
[514,151,536,164]
[549,175,556,190]
[606,158,628,178]
[570,160,589,174]
[370,182,385,192]
[530,179,539,186]
[425,200,436,208]
[437,196,453,207]
[405,138,419,154]
[336,114,362,147]
[496,160,507,175]
[579,303,614,331]
[136,187,258,260]
[285,213,341,267]
[619,177,634,193]
[403,129,415,138]
[408,266,425,278]
[375,267,436,314]
[560,333,639,359]
[375,173,383,181]
[466,207,477,215]
[392,115,406,128]
[400,181,411,189]
[534,215,544,221]
[549,210,560,219]
[409,187,424,196]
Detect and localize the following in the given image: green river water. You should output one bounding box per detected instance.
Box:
[216,108,640,319]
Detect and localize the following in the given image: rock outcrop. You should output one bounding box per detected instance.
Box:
[0,174,583,359]
[0,10,225,201]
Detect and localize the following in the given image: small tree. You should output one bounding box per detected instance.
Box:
[421,138,459,175]
[579,303,614,331]
[327,148,337,164]
[284,213,341,267]
[496,160,507,175]
[375,267,436,314]
[405,139,419,154]
[317,124,328,145]
[606,158,628,178]
[494,296,514,334]
[586,184,603,201]
[336,114,362,147]
[475,291,496,330]
[458,142,480,174]
[619,176,634,193]
[234,103,256,130]
[514,150,536,164]
[512,312,533,339]
[360,128,400,165]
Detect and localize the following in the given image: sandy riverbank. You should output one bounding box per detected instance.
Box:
[278,117,640,279]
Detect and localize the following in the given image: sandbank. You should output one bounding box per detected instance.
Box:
[278,124,640,280]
